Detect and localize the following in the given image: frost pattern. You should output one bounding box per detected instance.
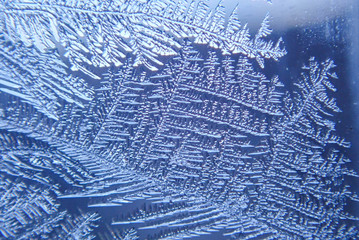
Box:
[0,34,93,120]
[0,131,98,239]
[0,0,358,239]
[0,0,285,77]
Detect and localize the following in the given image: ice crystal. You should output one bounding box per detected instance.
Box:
[0,0,285,77]
[0,0,357,239]
[0,34,93,120]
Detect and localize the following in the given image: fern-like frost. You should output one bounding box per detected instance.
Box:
[0,0,357,239]
[1,0,286,76]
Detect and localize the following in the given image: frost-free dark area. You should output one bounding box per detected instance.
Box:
[0,0,358,239]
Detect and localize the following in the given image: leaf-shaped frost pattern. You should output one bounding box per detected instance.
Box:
[0,130,102,239]
[264,58,359,239]
[0,35,93,120]
[2,44,356,239]
[0,176,64,239]
[0,1,357,239]
[83,53,357,239]
[53,211,100,240]
[0,0,286,76]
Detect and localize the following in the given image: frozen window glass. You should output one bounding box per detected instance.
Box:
[0,0,358,239]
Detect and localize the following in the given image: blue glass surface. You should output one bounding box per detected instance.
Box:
[0,0,358,239]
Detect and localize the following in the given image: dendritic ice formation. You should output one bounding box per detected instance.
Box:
[0,0,358,239]
[0,0,285,76]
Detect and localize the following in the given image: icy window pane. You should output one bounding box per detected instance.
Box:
[0,0,358,239]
